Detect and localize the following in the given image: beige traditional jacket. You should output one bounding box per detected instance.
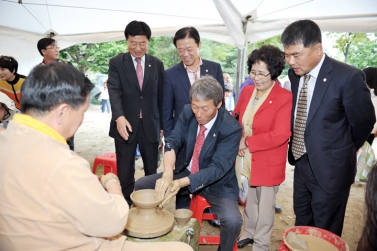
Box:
[0,116,129,251]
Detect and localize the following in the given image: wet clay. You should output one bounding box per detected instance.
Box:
[296,234,339,251]
[124,189,174,238]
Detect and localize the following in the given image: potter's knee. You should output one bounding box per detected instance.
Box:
[223,213,242,230]
[174,242,194,251]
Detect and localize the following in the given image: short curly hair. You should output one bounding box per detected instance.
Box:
[247,45,285,80]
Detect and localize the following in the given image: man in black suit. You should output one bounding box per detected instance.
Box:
[136,76,242,251]
[163,27,224,209]
[108,21,164,205]
[282,20,375,236]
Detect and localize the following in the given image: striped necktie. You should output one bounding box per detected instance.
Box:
[292,75,310,160]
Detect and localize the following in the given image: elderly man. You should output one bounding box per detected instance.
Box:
[282,20,375,236]
[0,62,192,251]
[136,76,242,251]
[162,27,224,213]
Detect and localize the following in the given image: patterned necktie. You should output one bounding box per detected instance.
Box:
[191,125,207,174]
[292,75,311,160]
[135,58,143,89]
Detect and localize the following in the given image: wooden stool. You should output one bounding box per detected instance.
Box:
[92,153,117,176]
[189,195,238,250]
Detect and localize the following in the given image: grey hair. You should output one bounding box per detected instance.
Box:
[189,75,223,106]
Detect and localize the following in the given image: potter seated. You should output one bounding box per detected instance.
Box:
[135,76,243,251]
[0,63,193,251]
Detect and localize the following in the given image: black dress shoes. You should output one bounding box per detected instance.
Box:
[237,238,254,248]
[208,220,221,228]
[275,204,283,213]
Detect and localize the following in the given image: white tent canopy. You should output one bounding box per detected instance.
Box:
[1,0,377,74]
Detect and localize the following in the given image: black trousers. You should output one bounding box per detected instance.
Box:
[293,154,351,236]
[115,118,158,205]
[135,170,242,251]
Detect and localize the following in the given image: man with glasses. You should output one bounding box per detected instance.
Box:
[37,37,75,151]
[107,21,164,206]
[37,38,64,65]
[0,56,26,110]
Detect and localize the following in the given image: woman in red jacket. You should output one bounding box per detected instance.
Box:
[234,45,292,251]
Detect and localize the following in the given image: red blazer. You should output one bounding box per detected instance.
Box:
[233,82,292,186]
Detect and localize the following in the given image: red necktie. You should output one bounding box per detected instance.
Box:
[191,125,207,174]
[135,58,143,89]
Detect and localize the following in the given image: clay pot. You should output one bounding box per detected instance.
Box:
[174,209,193,226]
[131,188,164,209]
[125,189,174,238]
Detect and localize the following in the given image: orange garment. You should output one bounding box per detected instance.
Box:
[0,73,26,109]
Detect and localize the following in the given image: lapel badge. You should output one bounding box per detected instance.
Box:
[148,64,151,67]
[206,69,208,72]
[323,78,327,82]
[213,133,216,137]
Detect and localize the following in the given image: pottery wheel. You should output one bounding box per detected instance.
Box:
[124,207,174,238]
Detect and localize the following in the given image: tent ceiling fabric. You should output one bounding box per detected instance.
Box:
[0,0,376,74]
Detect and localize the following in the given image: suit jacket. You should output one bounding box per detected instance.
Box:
[162,59,224,137]
[288,55,376,194]
[108,52,164,143]
[165,105,242,201]
[233,82,292,186]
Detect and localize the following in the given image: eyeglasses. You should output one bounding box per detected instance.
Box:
[250,71,270,79]
[46,46,60,50]
[0,56,12,61]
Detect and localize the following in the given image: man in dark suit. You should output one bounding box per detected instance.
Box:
[108,21,164,205]
[281,20,375,236]
[136,76,242,251]
[163,27,224,209]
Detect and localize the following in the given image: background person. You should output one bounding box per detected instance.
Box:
[363,67,377,145]
[224,84,234,113]
[37,37,76,151]
[282,20,375,236]
[0,62,192,251]
[99,80,111,114]
[356,162,377,251]
[108,20,164,206]
[0,56,26,110]
[234,45,292,250]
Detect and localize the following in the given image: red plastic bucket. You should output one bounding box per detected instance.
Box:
[278,226,349,251]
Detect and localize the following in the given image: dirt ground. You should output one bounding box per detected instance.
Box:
[76,104,365,251]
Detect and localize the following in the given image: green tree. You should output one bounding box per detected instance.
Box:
[148,36,180,69]
[327,32,377,68]
[60,41,126,74]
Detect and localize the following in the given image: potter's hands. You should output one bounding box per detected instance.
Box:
[100,173,120,190]
[155,172,173,200]
[116,116,132,141]
[238,136,248,157]
[159,178,189,208]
